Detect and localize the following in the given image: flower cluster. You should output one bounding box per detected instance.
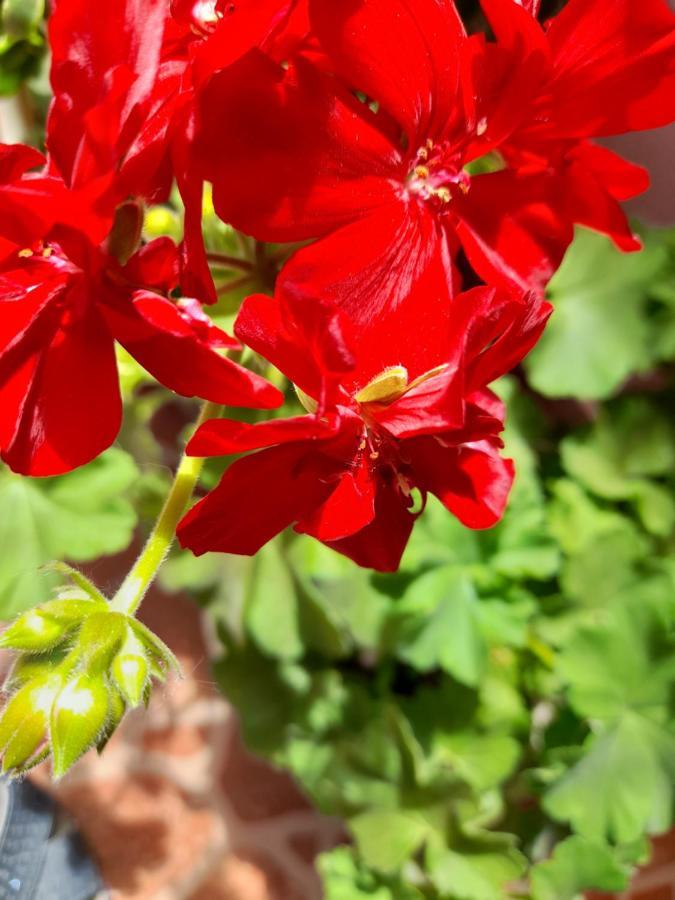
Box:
[1,0,674,573]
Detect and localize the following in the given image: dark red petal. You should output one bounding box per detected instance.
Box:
[1,301,121,477]
[296,451,376,542]
[278,197,456,388]
[122,237,180,295]
[310,0,465,143]
[567,142,650,202]
[544,0,675,137]
[187,414,340,457]
[197,52,402,242]
[455,169,573,294]
[408,436,514,529]
[48,0,169,186]
[190,0,295,84]
[323,481,416,573]
[174,113,218,304]
[177,442,339,557]
[0,144,46,183]
[458,287,552,390]
[560,152,643,253]
[104,291,283,409]
[234,292,356,404]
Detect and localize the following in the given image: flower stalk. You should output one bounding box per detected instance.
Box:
[111,399,220,616]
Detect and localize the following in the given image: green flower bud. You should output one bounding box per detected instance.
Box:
[130,619,181,677]
[97,688,126,755]
[0,674,63,774]
[111,628,149,708]
[75,611,127,672]
[0,564,183,778]
[50,672,110,779]
[0,609,71,653]
[3,650,64,692]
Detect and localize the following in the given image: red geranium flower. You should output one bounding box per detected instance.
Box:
[177,286,551,572]
[195,0,674,345]
[0,146,282,477]
[48,0,301,302]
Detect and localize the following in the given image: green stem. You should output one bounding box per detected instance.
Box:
[111,400,220,616]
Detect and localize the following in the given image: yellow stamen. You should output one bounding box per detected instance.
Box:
[414,165,430,180]
[18,249,33,258]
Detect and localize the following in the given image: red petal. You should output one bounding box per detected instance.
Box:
[278,197,456,388]
[190,0,295,84]
[296,451,376,542]
[0,144,45,183]
[458,287,552,390]
[48,0,169,186]
[187,414,340,457]
[123,237,180,295]
[1,298,121,477]
[560,149,644,253]
[324,482,416,573]
[196,52,402,242]
[455,169,573,294]
[408,437,515,529]
[104,291,283,409]
[544,0,675,137]
[310,0,465,143]
[177,442,339,556]
[234,292,356,405]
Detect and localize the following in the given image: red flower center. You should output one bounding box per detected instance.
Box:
[407,140,471,208]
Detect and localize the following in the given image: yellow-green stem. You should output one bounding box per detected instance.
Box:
[111,400,220,616]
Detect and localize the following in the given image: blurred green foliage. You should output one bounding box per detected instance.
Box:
[0,0,46,96]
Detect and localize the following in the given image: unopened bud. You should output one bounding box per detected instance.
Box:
[0,674,62,773]
[0,609,70,653]
[76,612,127,672]
[50,673,110,779]
[111,629,149,707]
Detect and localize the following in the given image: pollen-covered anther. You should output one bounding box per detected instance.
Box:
[18,248,34,258]
[414,165,430,179]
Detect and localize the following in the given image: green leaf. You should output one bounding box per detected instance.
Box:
[394,567,487,686]
[531,836,631,900]
[244,541,303,661]
[351,810,431,873]
[557,581,675,721]
[0,449,139,619]
[525,228,668,399]
[319,847,425,900]
[561,400,675,535]
[544,714,675,844]
[427,832,527,900]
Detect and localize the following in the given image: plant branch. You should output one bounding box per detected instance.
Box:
[110,400,220,616]
[206,252,253,272]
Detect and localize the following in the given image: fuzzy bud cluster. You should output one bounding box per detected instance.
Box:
[0,566,179,779]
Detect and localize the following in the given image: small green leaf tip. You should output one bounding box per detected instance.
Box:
[0,565,182,778]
